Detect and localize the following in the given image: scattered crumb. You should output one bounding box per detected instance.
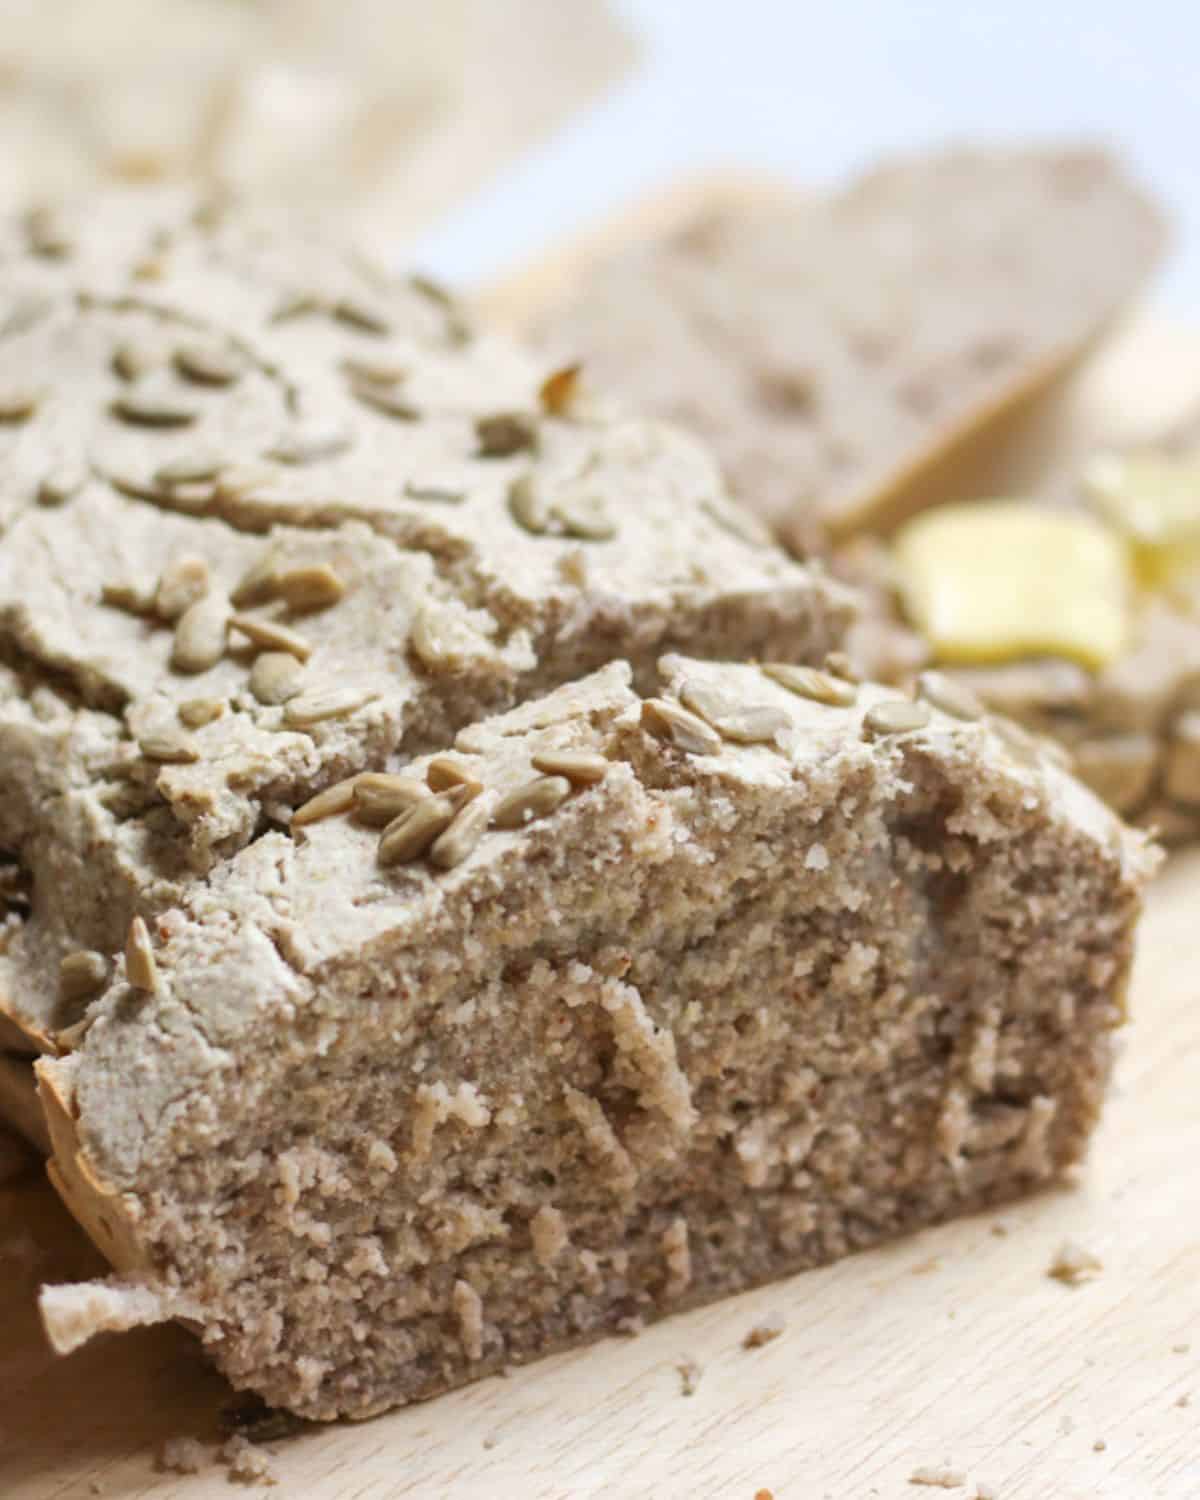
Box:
[742,1311,785,1349]
[1047,1240,1103,1287]
[482,1435,499,1450]
[1172,1342,1191,1354]
[220,1435,278,1487]
[155,1437,206,1475]
[1093,1439,1107,1453]
[909,1465,967,1489]
[754,1490,774,1500]
[1176,1393,1191,1409]
[974,1485,997,1500]
[990,1221,1010,1238]
[674,1354,704,1396]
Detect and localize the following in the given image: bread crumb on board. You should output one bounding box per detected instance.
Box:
[220,1434,278,1487]
[677,1355,703,1396]
[1047,1240,1103,1286]
[754,1490,774,1500]
[1093,1438,1108,1452]
[155,1437,206,1475]
[742,1311,786,1349]
[909,1465,967,1488]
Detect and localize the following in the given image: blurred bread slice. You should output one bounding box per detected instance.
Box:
[495,147,1166,550]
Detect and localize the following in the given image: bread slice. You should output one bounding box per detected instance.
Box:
[0,188,852,1066]
[519,146,1166,549]
[36,659,1153,1418]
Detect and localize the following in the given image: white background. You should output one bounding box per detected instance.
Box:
[420,0,1200,316]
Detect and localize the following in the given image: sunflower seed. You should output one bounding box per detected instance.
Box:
[268,420,352,465]
[761,662,857,707]
[155,557,210,622]
[530,749,610,786]
[351,380,420,421]
[411,604,494,672]
[59,950,109,1003]
[555,487,617,541]
[37,462,87,507]
[174,342,242,387]
[111,339,161,382]
[270,290,325,323]
[101,580,157,615]
[0,386,41,422]
[171,594,230,673]
[178,697,225,728]
[230,553,281,609]
[217,461,280,501]
[3,292,54,338]
[539,362,583,417]
[276,564,345,613]
[125,917,160,992]
[249,651,307,705]
[154,451,224,487]
[508,473,551,534]
[640,698,723,755]
[230,614,312,661]
[291,776,362,829]
[861,699,932,739]
[159,480,214,515]
[335,296,392,336]
[429,790,497,870]
[378,793,459,866]
[354,773,430,827]
[492,775,571,830]
[916,671,985,723]
[991,717,1046,769]
[679,681,790,745]
[26,205,73,258]
[409,273,455,309]
[132,254,167,282]
[138,725,200,763]
[283,684,377,727]
[426,757,484,800]
[343,354,409,385]
[823,651,860,683]
[700,496,771,547]
[476,412,538,458]
[113,384,198,428]
[404,482,465,504]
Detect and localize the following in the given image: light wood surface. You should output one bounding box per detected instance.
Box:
[2,320,1199,1500]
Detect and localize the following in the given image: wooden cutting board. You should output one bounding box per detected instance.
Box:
[2,317,1199,1500]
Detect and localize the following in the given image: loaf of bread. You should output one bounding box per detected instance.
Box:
[36,657,1152,1417]
[526,146,1166,550]
[0,187,850,1068]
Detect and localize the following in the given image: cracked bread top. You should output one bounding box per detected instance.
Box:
[53,656,1153,1195]
[0,189,853,1049]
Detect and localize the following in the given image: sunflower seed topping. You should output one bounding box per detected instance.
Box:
[178,698,225,728]
[761,662,857,707]
[351,381,419,421]
[916,671,985,722]
[276,564,345,613]
[539,362,583,417]
[476,412,538,458]
[640,698,723,756]
[216,461,280,501]
[292,776,362,829]
[530,749,610,785]
[411,604,496,672]
[335,296,392,336]
[700,495,772,547]
[155,451,224,487]
[268,420,352,465]
[823,651,861,683]
[508,473,551,534]
[555,486,617,541]
[230,553,281,609]
[0,385,42,422]
[113,383,198,428]
[271,290,325,323]
[679,681,790,744]
[26,204,73,258]
[249,651,307,705]
[343,355,409,385]
[354,774,430,827]
[59,950,109,1004]
[171,594,230,674]
[404,482,465,504]
[138,725,200,763]
[102,580,157,615]
[230,614,312,661]
[430,790,497,870]
[492,775,571,830]
[426,757,483,801]
[861,699,932,739]
[37,462,87,507]
[155,556,211,622]
[174,342,242,387]
[125,916,160,993]
[112,339,161,382]
[378,793,459,866]
[283,684,377,727]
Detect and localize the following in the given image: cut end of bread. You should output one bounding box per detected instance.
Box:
[39,1274,174,1356]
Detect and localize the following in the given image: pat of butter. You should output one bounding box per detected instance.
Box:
[1083,452,1200,585]
[893,500,1130,672]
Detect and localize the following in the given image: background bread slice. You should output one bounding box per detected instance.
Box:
[499,146,1166,550]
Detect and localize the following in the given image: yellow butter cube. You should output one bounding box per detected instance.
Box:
[892,500,1130,672]
[1083,452,1200,585]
